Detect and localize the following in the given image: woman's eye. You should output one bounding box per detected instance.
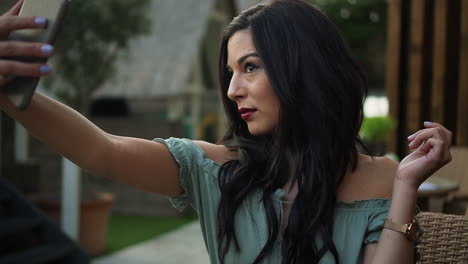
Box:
[246,63,258,73]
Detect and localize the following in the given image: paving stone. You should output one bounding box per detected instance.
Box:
[92,221,209,264]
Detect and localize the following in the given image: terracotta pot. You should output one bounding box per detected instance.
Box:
[30,192,114,256]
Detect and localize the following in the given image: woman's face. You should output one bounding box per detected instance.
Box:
[226,29,280,136]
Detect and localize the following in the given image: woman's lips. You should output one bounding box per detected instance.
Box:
[239,108,257,120]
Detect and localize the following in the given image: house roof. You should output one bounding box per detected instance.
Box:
[93,0,265,99]
[93,0,217,99]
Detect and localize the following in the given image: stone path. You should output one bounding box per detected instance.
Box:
[92,221,209,264]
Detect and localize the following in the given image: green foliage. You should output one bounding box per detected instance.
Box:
[43,0,152,111]
[103,213,197,256]
[360,115,395,144]
[311,0,387,86]
[313,0,387,48]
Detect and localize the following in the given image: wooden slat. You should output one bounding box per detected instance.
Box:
[407,0,426,135]
[458,0,468,146]
[385,0,403,153]
[431,0,448,124]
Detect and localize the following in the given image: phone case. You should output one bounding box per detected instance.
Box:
[3,0,72,110]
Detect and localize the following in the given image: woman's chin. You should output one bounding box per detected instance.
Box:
[247,125,273,136]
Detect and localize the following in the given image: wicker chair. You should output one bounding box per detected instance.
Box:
[416,212,468,263]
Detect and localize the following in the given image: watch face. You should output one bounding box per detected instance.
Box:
[408,223,422,240]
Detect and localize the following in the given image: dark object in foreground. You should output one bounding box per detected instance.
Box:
[0,177,90,263]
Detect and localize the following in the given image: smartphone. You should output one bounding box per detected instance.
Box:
[3,0,72,110]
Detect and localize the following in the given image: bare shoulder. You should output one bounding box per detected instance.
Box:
[193,140,236,165]
[338,154,399,201]
[368,155,399,179]
[361,154,399,198]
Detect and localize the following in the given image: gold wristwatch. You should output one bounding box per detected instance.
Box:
[384,219,422,242]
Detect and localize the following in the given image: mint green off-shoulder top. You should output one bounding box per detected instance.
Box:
[154,137,406,264]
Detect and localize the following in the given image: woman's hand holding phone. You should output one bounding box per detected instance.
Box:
[0,0,53,87]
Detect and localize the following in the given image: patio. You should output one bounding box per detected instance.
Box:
[93,221,209,264]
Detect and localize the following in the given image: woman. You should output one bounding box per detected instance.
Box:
[0,0,452,263]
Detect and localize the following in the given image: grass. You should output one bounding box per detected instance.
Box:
[100,213,198,256]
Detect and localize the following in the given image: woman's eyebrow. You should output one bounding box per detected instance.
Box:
[226,52,259,69]
[237,52,259,65]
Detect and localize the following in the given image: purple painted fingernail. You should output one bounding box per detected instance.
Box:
[40,44,54,55]
[34,17,47,25]
[40,65,52,74]
[424,121,432,125]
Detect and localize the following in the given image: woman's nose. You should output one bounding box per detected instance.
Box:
[227,73,245,101]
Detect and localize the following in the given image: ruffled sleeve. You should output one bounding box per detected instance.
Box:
[364,204,421,244]
[364,204,390,244]
[153,137,221,212]
[333,199,420,263]
[362,200,421,263]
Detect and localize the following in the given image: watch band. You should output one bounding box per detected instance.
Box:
[384,219,409,234]
[383,218,422,243]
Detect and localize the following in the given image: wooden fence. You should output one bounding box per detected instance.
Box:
[386,0,468,157]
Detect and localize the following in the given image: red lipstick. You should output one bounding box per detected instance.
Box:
[239,108,257,120]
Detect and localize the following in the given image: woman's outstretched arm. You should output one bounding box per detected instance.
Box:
[0,93,184,196]
[0,1,183,196]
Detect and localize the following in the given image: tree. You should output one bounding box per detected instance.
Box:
[311,0,388,88]
[43,0,152,113]
[226,0,238,19]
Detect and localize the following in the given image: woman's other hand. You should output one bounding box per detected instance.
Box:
[396,122,452,189]
[0,0,53,86]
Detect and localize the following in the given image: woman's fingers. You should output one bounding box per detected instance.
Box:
[408,122,452,146]
[0,3,54,86]
[407,122,453,173]
[0,60,52,78]
[0,41,54,58]
[0,41,54,85]
[4,0,24,16]
[419,137,452,166]
[1,1,47,40]
[407,128,429,141]
[408,126,448,149]
[423,121,453,140]
[0,41,54,86]
[0,16,47,34]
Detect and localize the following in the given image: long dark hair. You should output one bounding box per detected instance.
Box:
[217,1,368,263]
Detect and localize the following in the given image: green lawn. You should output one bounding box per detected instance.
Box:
[101,213,198,256]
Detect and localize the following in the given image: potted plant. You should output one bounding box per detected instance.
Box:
[29,192,114,256]
[360,115,395,156]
